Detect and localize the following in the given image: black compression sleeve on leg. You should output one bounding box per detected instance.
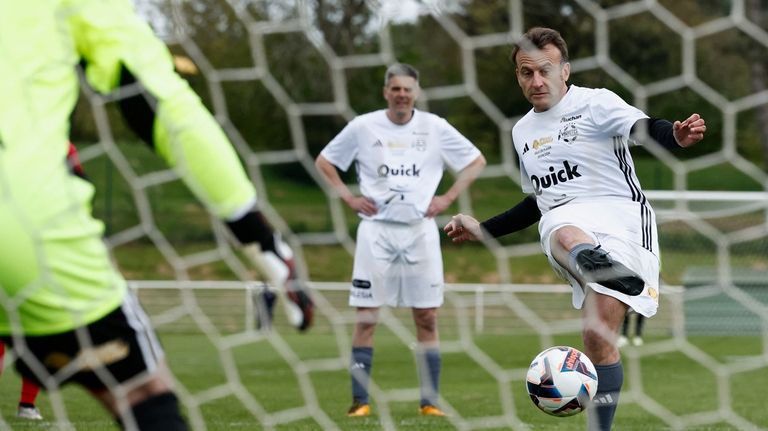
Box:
[129,392,188,431]
[631,118,678,150]
[479,195,541,238]
[225,210,277,254]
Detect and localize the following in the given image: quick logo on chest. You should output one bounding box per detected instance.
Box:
[377,163,421,177]
[531,161,581,195]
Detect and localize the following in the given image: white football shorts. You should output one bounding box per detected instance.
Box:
[540,202,660,317]
[350,218,444,308]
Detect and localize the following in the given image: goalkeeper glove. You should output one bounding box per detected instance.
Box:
[228,211,314,331]
[242,238,313,331]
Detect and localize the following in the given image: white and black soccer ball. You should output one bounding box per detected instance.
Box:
[526,346,598,417]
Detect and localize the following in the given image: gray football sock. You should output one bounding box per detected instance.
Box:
[417,348,441,407]
[588,361,623,431]
[350,347,373,404]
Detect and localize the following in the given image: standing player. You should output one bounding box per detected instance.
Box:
[315,63,486,417]
[444,27,706,431]
[0,1,307,429]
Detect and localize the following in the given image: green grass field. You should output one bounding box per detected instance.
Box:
[1,333,765,430]
[1,288,766,430]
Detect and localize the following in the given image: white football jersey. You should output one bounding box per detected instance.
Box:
[321,109,481,223]
[514,85,656,251]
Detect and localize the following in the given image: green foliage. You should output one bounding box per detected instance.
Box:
[609,13,682,84]
[67,1,768,171]
[429,97,502,164]
[314,0,380,56]
[222,81,293,152]
[648,89,722,159]
[658,0,731,26]
[265,33,335,103]
[346,67,388,114]
[391,18,463,88]
[475,45,530,118]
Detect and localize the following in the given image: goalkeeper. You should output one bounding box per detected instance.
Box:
[0,0,310,429]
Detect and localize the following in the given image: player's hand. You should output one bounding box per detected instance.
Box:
[343,195,378,216]
[673,113,706,148]
[443,213,483,243]
[426,195,452,218]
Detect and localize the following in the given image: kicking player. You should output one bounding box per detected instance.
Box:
[315,63,486,417]
[0,1,307,429]
[444,27,706,431]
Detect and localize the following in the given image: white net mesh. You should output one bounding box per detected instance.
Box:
[4,1,767,430]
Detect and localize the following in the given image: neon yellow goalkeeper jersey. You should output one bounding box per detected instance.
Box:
[0,0,256,335]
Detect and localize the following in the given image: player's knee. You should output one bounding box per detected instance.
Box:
[354,309,379,331]
[554,225,593,250]
[416,320,437,335]
[413,309,438,333]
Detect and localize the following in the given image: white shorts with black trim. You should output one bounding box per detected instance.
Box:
[350,218,444,308]
[540,201,660,317]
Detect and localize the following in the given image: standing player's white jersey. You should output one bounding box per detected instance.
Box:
[321,109,481,223]
[514,85,657,254]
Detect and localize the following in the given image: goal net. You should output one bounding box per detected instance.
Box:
[4,1,768,430]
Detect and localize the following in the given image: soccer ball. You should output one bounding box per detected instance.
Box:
[526,346,598,417]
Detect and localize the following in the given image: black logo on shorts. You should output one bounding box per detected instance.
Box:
[352,279,371,289]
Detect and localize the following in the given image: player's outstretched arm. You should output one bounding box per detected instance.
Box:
[444,214,484,243]
[227,210,314,332]
[673,113,706,148]
[445,195,542,243]
[631,114,706,150]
